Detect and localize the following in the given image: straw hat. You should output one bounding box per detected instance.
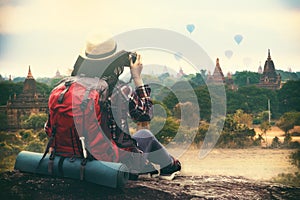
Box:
[80,32,117,60]
[72,33,129,78]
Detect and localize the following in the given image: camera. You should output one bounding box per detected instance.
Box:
[129,52,137,64]
[73,50,138,78]
[111,51,137,68]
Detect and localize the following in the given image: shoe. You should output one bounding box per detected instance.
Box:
[128,173,139,181]
[160,157,181,176]
[128,162,159,180]
[140,162,159,177]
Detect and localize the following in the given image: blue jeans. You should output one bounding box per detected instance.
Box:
[132,129,173,168]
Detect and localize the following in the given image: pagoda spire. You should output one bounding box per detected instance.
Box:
[27,66,34,79]
[216,58,220,66]
[211,58,225,83]
[267,49,271,60]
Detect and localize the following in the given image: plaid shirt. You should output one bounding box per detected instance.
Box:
[108,84,152,148]
[128,84,153,122]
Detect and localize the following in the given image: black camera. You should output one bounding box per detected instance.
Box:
[73,50,138,78]
[129,52,137,64]
[112,51,137,68]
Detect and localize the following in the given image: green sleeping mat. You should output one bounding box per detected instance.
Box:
[14,151,129,188]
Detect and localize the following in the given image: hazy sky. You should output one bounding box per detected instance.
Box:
[0,0,300,78]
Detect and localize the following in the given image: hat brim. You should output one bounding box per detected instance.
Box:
[79,45,117,61]
[72,50,130,78]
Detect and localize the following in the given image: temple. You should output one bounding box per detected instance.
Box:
[176,67,186,78]
[206,58,225,84]
[257,49,281,90]
[6,66,48,129]
[258,62,263,74]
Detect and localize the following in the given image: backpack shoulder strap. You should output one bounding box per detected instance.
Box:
[57,80,73,103]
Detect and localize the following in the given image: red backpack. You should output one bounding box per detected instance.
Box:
[44,76,119,162]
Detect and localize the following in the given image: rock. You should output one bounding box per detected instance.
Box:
[0,171,299,200]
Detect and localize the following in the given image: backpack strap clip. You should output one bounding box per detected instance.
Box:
[37,126,56,170]
[58,80,73,104]
[48,149,55,175]
[80,89,91,111]
[80,158,88,181]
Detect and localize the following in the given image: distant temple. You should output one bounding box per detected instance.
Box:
[206,58,225,84]
[6,66,48,129]
[226,72,237,90]
[258,62,263,74]
[257,49,281,90]
[176,67,186,78]
[53,69,63,79]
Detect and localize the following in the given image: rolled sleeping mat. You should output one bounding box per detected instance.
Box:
[14,151,129,188]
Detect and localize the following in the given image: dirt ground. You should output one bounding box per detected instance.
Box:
[1,147,300,200]
[0,170,299,200]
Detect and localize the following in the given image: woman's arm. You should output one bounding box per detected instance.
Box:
[128,54,153,122]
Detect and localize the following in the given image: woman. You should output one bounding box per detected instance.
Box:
[45,33,181,179]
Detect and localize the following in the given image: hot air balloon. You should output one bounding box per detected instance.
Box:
[186,24,195,34]
[174,52,183,61]
[224,50,233,59]
[234,34,243,44]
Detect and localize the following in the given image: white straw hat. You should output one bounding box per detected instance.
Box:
[72,32,130,78]
[80,32,117,60]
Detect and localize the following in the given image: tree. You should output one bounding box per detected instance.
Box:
[271,136,281,148]
[253,111,270,125]
[0,81,23,105]
[276,112,300,148]
[0,112,8,130]
[162,91,178,113]
[233,109,253,128]
[290,149,300,169]
[173,101,199,127]
[232,71,260,87]
[153,117,179,144]
[260,121,271,147]
[276,69,299,82]
[278,80,300,115]
[276,112,300,134]
[283,133,292,147]
[22,113,48,130]
[218,113,256,148]
[0,80,51,106]
[189,71,206,87]
[226,85,279,117]
[36,82,51,96]
[194,121,209,145]
[49,78,63,90]
[194,86,211,121]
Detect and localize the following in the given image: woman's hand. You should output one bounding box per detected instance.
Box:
[130,53,144,87]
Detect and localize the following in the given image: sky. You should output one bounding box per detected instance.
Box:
[0,0,300,78]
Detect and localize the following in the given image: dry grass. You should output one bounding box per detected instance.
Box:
[175,147,298,181]
[254,125,300,144]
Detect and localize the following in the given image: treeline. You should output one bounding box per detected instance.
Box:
[1,73,300,143]
[146,78,300,149]
[0,129,48,172]
[154,80,300,121]
[0,78,61,106]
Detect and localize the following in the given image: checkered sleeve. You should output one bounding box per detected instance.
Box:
[129,84,153,122]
